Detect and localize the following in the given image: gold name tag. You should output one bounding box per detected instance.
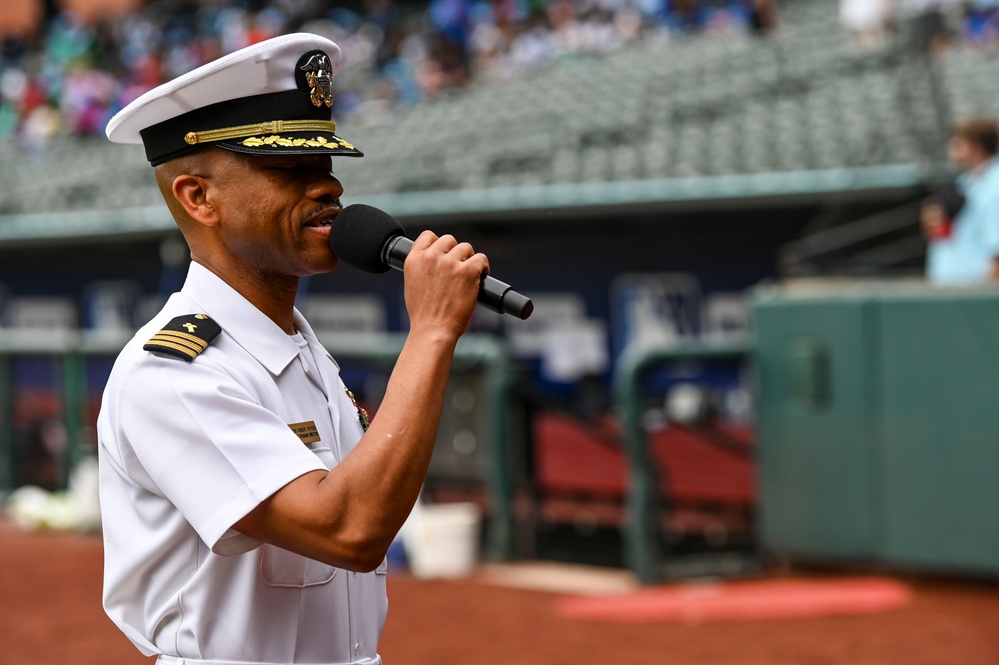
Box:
[289,421,321,444]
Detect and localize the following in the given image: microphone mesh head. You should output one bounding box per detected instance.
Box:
[329,204,404,274]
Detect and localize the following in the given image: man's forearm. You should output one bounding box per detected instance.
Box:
[325,329,460,554]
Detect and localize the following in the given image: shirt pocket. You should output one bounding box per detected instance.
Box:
[260,544,337,587]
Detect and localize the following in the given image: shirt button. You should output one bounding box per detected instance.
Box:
[354,643,360,655]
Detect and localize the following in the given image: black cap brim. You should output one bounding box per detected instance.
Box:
[216,130,363,158]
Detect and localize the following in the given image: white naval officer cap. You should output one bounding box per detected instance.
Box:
[105,33,363,166]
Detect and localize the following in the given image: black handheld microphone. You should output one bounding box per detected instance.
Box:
[329,204,534,320]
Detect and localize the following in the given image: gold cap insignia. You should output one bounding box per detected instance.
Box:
[299,52,334,109]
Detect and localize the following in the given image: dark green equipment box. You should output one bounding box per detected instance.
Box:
[754,283,999,576]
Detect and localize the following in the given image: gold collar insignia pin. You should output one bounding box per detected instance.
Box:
[345,388,370,431]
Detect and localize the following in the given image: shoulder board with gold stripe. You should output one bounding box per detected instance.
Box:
[143,314,221,362]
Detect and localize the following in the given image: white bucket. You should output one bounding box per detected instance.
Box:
[402,502,481,579]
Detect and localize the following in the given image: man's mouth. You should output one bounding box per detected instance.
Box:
[304,207,340,229]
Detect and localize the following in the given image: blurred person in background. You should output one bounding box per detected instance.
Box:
[840,0,895,47]
[922,116,999,285]
[962,0,999,49]
[97,33,489,665]
[0,0,780,148]
[898,0,963,53]
[747,0,780,35]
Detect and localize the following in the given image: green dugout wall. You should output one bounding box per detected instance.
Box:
[755,283,999,576]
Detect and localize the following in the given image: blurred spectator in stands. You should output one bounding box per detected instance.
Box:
[898,0,962,54]
[0,0,778,148]
[961,0,999,49]
[21,103,62,151]
[659,0,705,32]
[61,62,117,135]
[746,0,780,36]
[650,0,779,35]
[922,117,999,285]
[841,0,894,47]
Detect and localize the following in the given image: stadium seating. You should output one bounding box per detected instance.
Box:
[2,0,998,224]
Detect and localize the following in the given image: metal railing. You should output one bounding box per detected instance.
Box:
[613,337,752,584]
[0,330,520,560]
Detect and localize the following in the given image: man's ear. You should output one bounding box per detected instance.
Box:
[172,174,219,227]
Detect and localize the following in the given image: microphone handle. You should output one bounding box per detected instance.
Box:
[383,236,533,319]
[384,235,412,271]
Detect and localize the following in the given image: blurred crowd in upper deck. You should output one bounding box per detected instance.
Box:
[0,0,778,151]
[5,0,999,154]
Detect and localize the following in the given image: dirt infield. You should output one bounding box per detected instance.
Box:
[3,524,999,665]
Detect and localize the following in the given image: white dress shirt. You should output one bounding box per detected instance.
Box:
[98,262,385,665]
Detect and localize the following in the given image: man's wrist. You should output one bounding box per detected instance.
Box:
[404,325,461,353]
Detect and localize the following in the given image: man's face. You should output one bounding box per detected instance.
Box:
[208,150,345,280]
[947,135,984,170]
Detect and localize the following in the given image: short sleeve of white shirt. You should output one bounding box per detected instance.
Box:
[112,352,326,554]
[978,174,999,256]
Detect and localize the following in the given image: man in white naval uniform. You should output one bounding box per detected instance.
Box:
[98,33,489,665]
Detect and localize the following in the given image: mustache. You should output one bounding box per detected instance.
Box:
[303,201,341,225]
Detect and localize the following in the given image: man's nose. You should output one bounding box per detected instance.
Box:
[310,171,344,203]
